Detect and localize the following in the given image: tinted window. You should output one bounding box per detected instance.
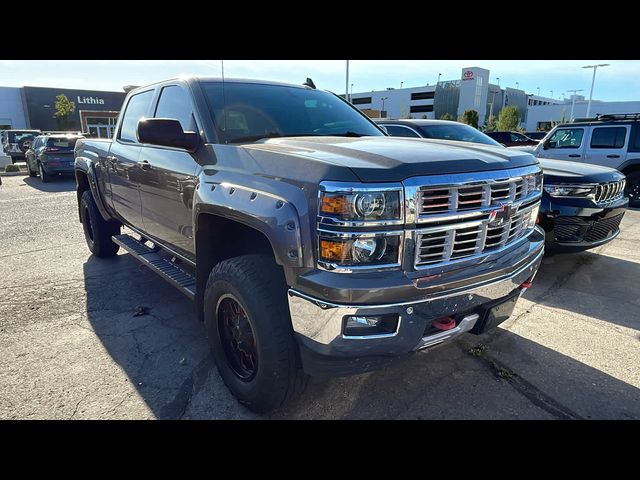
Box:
[202,83,383,143]
[352,97,372,105]
[384,125,421,138]
[119,90,154,143]
[410,91,435,100]
[590,127,627,149]
[154,85,196,131]
[419,124,501,146]
[410,105,433,113]
[510,132,530,142]
[487,132,507,142]
[629,125,640,152]
[547,128,584,149]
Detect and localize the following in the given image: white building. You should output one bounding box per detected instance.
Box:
[0,87,28,130]
[525,100,640,131]
[350,85,436,119]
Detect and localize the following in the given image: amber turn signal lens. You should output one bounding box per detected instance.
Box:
[320,194,349,215]
[320,239,351,262]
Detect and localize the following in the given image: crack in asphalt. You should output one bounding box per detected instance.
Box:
[158,356,213,420]
[69,391,91,419]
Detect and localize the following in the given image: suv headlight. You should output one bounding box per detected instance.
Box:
[543,184,596,198]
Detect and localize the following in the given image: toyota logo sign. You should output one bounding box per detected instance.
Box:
[462,70,474,81]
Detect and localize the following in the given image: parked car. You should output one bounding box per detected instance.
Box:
[525,131,548,141]
[377,119,628,251]
[74,77,545,412]
[25,133,84,182]
[1,129,41,163]
[527,113,640,207]
[485,130,539,147]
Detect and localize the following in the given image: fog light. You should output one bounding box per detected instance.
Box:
[343,314,399,337]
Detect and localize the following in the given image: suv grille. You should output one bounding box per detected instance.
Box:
[415,203,536,267]
[419,172,541,218]
[595,180,625,204]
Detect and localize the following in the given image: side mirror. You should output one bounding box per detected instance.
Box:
[137,118,199,152]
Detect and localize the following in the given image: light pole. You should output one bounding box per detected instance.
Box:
[380,97,389,118]
[350,83,354,100]
[400,81,403,88]
[515,82,519,90]
[537,87,540,96]
[550,90,554,100]
[345,60,350,103]
[566,89,584,122]
[437,73,442,84]
[582,63,610,118]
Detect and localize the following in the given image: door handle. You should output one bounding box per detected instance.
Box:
[606,154,620,158]
[568,154,581,158]
[137,160,151,170]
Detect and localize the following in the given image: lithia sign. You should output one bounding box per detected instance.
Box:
[76,95,105,105]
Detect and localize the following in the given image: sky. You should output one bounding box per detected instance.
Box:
[1,60,639,102]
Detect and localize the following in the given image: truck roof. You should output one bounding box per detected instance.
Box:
[129,76,311,93]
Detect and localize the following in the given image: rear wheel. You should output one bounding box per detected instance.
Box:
[28,163,37,177]
[204,254,307,413]
[80,190,121,257]
[38,163,51,183]
[625,171,640,208]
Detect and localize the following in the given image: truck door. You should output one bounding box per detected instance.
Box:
[537,126,587,162]
[107,89,155,227]
[584,125,629,169]
[138,84,199,256]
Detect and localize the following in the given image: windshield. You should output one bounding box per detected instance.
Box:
[7,131,39,143]
[201,82,384,143]
[418,123,501,146]
[46,137,80,150]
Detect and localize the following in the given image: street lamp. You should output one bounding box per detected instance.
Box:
[582,63,610,118]
[566,89,584,122]
[400,81,403,88]
[550,90,554,100]
[515,82,519,90]
[537,87,540,96]
[350,83,354,100]
[380,97,389,118]
[437,73,442,84]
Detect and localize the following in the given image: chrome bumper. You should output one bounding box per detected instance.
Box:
[288,229,544,358]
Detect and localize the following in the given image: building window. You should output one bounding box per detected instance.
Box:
[410,105,434,113]
[410,91,435,100]
[352,97,372,105]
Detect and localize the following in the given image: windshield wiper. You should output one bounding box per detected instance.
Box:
[329,131,368,137]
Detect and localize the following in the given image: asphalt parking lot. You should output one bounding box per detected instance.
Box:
[1,174,639,419]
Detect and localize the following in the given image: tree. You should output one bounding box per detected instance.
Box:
[484,115,498,132]
[440,113,455,121]
[497,105,520,131]
[461,109,479,128]
[53,94,75,129]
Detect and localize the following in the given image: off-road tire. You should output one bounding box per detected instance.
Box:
[38,162,51,183]
[626,171,640,208]
[204,254,307,413]
[80,190,121,257]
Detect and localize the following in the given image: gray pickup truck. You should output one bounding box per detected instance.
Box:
[74,77,545,412]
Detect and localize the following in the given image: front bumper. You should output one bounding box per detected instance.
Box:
[539,196,628,250]
[288,227,544,376]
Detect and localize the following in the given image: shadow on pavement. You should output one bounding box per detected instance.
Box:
[82,251,640,419]
[526,250,640,331]
[23,176,76,192]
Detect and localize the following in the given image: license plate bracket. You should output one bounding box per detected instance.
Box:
[470,290,520,335]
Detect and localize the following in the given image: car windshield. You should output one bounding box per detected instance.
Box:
[7,131,39,143]
[201,82,384,143]
[418,123,501,146]
[46,137,80,150]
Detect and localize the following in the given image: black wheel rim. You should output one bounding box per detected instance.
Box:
[630,181,640,200]
[217,295,258,381]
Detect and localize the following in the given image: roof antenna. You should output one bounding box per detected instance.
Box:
[303,77,316,89]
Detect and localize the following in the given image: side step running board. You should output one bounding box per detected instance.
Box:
[113,234,196,300]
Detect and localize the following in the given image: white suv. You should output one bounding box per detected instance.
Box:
[530,114,640,207]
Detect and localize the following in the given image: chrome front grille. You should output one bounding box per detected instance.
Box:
[417,171,542,220]
[415,204,536,267]
[595,180,625,204]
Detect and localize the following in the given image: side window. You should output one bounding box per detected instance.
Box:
[590,127,627,149]
[118,90,154,143]
[547,128,584,149]
[384,125,421,138]
[154,85,196,131]
[510,132,527,142]
[629,125,640,152]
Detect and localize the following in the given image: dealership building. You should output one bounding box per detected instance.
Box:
[0,86,126,137]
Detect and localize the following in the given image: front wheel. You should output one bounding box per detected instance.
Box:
[204,254,307,413]
[626,171,640,208]
[80,190,121,257]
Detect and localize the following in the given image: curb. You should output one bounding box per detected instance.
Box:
[0,171,28,177]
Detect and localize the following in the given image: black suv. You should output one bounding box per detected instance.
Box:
[25,134,84,182]
[378,119,628,251]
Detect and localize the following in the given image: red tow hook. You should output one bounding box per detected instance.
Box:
[432,316,456,331]
[520,279,533,290]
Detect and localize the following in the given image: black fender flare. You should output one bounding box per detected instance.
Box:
[74,158,112,223]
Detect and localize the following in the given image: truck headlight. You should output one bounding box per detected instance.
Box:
[319,184,402,224]
[319,233,402,269]
[543,184,595,198]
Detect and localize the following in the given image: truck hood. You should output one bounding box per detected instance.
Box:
[241,136,538,182]
[539,157,625,184]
